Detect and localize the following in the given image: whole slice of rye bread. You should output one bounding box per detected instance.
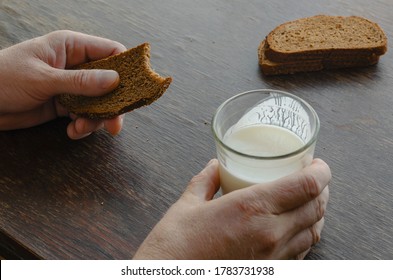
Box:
[265,15,387,62]
[258,40,379,75]
[58,43,172,119]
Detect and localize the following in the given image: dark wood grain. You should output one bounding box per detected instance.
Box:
[1,0,393,259]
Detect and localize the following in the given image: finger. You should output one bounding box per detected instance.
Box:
[281,185,329,239]
[183,159,220,202]
[283,218,325,259]
[250,158,331,214]
[52,68,120,97]
[67,34,126,67]
[294,249,311,260]
[67,118,104,140]
[104,115,124,136]
[54,30,127,68]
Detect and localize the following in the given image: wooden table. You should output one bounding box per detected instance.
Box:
[1,0,392,260]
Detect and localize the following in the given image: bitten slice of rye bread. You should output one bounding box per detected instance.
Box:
[58,43,172,119]
[265,15,387,62]
[258,40,379,75]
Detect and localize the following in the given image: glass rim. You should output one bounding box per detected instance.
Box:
[211,89,320,160]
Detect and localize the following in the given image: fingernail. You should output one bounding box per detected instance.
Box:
[98,70,119,89]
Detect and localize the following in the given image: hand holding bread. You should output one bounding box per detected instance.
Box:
[0,30,129,139]
[0,30,172,139]
[58,43,172,119]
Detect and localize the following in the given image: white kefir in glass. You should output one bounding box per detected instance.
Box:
[219,124,313,193]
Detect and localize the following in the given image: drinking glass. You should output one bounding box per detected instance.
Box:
[212,89,320,194]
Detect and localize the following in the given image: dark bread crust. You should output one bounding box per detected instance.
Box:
[258,15,386,75]
[58,43,172,119]
[258,40,379,75]
[265,15,387,63]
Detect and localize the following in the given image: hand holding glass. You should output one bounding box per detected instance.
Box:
[212,89,320,194]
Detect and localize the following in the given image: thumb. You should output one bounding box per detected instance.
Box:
[184,159,221,202]
[53,68,120,96]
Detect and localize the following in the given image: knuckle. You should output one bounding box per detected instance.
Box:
[300,173,321,200]
[45,30,68,47]
[309,224,321,245]
[185,171,209,196]
[46,30,63,40]
[188,168,208,187]
[258,230,281,255]
[315,196,326,220]
[72,70,89,90]
[234,191,270,218]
